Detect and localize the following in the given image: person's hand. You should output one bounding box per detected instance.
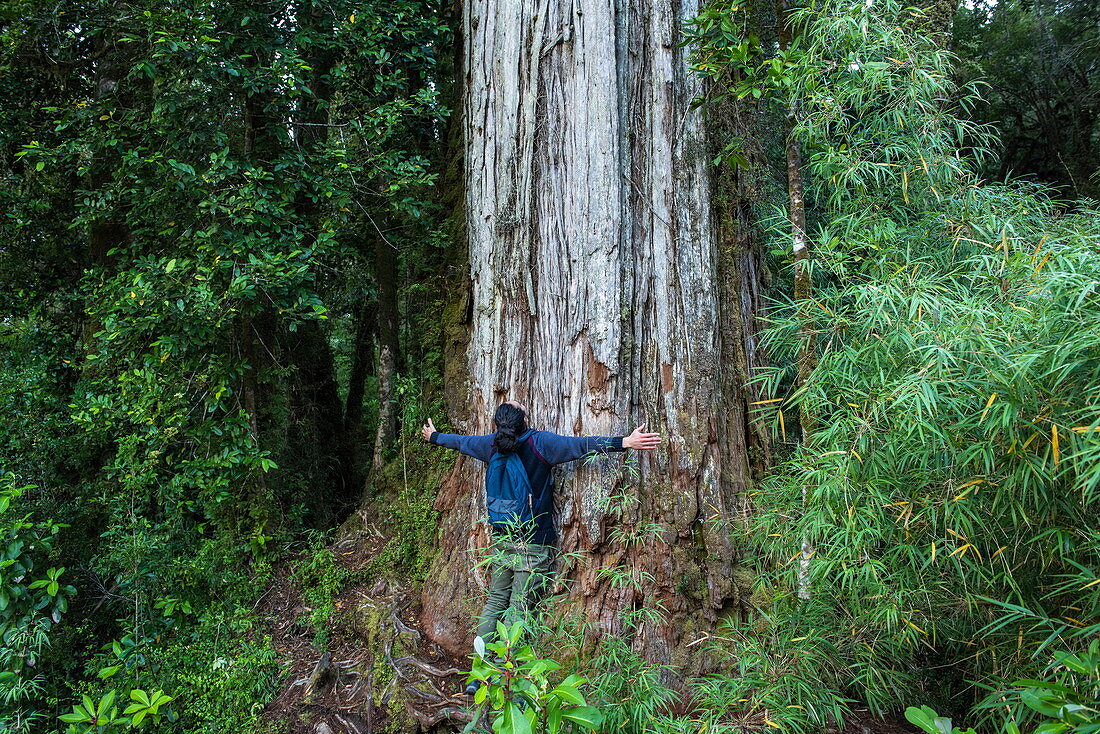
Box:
[623,423,661,450]
[420,418,437,442]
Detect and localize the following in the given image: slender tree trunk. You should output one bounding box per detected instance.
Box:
[787,117,817,601]
[786,111,816,441]
[345,294,376,472]
[777,0,817,600]
[422,0,762,676]
[373,234,400,470]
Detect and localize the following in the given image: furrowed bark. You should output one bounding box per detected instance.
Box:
[422,0,762,677]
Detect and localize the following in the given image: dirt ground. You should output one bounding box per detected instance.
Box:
[251,528,920,734]
[254,521,470,734]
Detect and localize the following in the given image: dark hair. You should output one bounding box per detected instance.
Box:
[492,403,528,454]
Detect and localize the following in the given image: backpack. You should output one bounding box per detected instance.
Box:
[485,429,537,531]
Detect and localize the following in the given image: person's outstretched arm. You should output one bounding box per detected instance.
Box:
[420,418,495,462]
[534,424,662,466]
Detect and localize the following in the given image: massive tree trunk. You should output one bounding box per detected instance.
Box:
[421,0,763,677]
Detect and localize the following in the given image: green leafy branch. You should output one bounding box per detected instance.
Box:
[59,687,175,733]
[464,620,603,734]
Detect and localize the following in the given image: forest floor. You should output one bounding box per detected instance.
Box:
[254,519,470,734]
[250,522,920,734]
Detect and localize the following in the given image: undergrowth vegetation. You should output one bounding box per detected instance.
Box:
[690,0,1100,729]
[293,531,354,647]
[361,434,449,584]
[0,0,452,728]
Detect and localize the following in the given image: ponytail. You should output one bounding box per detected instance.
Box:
[492,402,528,454]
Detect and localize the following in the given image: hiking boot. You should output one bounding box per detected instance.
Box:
[464,679,483,696]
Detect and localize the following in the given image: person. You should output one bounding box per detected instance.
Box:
[420,400,661,694]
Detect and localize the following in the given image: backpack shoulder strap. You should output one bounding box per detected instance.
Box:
[523,430,551,466]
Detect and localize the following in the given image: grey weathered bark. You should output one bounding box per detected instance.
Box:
[422,0,762,677]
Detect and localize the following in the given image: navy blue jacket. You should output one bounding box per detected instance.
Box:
[429,429,625,545]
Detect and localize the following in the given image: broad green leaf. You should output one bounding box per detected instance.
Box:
[561,706,604,730]
[508,703,532,734]
[548,704,563,734]
[549,684,585,706]
[1021,690,1063,717]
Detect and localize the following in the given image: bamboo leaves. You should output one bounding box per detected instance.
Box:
[687,0,1100,724]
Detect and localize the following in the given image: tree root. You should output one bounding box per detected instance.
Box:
[292,578,469,731]
[393,655,465,678]
[303,651,335,703]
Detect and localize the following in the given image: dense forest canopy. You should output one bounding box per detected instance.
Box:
[955,0,1100,197]
[0,0,1097,733]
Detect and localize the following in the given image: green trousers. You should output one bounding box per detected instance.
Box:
[475,538,555,643]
